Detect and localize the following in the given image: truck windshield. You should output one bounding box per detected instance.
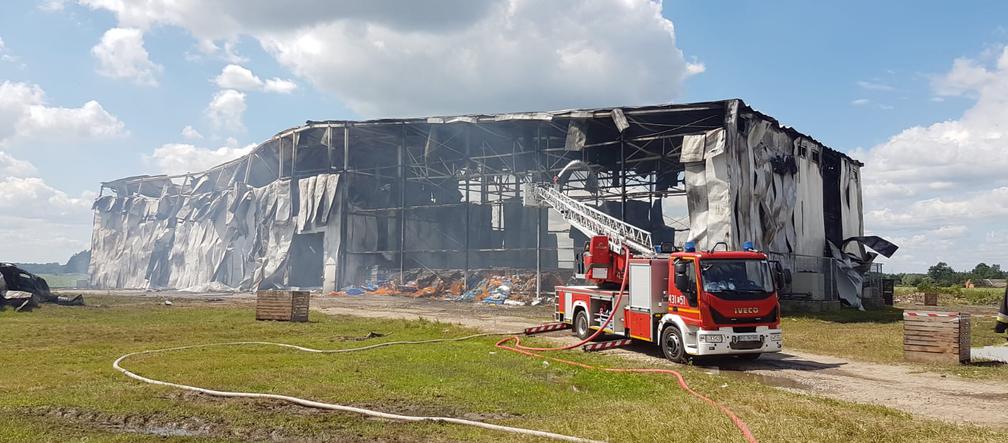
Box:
[700,260,774,298]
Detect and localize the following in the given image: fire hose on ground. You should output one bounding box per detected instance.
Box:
[113,255,758,442]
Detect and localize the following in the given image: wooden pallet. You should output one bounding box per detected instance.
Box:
[903,311,970,364]
[256,290,310,322]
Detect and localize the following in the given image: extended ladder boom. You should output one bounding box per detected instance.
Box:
[531,184,655,257]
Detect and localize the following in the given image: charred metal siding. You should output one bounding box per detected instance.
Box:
[89,99,865,300]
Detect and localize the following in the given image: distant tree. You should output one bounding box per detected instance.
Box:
[901,274,927,286]
[927,262,961,286]
[915,279,938,294]
[965,263,1007,281]
[63,250,91,274]
[992,264,1006,279]
[14,262,62,274]
[970,263,996,280]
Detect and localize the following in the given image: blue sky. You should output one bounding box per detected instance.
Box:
[668,0,1002,150]
[0,1,1005,273]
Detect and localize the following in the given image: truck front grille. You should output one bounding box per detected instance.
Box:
[710,306,778,325]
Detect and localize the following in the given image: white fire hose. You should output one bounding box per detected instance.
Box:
[113,334,601,443]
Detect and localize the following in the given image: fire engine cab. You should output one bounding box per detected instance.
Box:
[526,179,785,362]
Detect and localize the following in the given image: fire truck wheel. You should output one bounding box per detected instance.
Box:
[573,310,591,339]
[660,325,687,363]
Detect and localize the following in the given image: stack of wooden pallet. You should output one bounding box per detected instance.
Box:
[903,311,970,364]
[256,290,310,322]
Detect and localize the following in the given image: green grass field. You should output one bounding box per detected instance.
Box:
[0,296,1001,442]
[34,273,89,288]
[782,307,1007,379]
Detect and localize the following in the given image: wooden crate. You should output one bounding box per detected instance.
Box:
[903,311,970,364]
[923,292,938,306]
[256,290,310,322]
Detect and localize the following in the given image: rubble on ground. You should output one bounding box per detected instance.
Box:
[0,263,84,311]
[330,269,571,305]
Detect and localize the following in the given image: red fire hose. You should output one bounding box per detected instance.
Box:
[496,249,759,443]
[115,251,757,442]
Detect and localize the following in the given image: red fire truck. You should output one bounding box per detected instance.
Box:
[529,183,785,362]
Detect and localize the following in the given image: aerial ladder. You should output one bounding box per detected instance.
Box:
[526,168,785,364]
[527,183,655,288]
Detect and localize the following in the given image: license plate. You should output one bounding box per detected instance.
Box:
[734,334,760,342]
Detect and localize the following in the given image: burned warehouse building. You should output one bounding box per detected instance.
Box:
[89,99,893,308]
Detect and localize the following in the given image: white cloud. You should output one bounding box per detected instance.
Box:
[0,176,94,221]
[147,142,254,175]
[213,64,297,93]
[263,77,297,94]
[859,46,1008,271]
[0,150,38,177]
[80,0,699,117]
[38,0,67,12]
[931,225,967,239]
[0,36,13,63]
[0,81,126,146]
[0,164,95,262]
[0,215,93,263]
[189,39,248,63]
[931,56,998,97]
[205,89,246,132]
[91,27,162,86]
[685,61,706,75]
[180,125,203,140]
[857,80,895,91]
[850,98,893,110]
[214,64,263,90]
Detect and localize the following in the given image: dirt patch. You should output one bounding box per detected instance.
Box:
[329,331,386,342]
[35,406,215,438]
[32,403,311,440]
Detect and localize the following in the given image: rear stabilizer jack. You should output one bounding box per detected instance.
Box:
[524,323,572,335]
[582,339,633,352]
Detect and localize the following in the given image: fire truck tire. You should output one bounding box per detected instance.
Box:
[660,325,687,364]
[736,353,761,361]
[573,310,591,339]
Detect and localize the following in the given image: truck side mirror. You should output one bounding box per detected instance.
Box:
[673,262,691,294]
[770,261,792,289]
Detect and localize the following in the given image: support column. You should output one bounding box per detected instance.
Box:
[620,136,627,221]
[291,132,298,177]
[464,125,471,291]
[535,126,542,300]
[336,125,350,290]
[325,126,334,171]
[399,124,406,284]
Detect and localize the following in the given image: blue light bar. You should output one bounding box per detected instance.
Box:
[684,241,696,252]
[742,241,754,251]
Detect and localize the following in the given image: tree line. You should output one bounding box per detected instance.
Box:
[884,262,1007,287]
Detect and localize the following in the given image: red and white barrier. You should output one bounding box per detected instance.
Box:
[524,323,572,335]
[582,339,633,352]
[904,311,960,318]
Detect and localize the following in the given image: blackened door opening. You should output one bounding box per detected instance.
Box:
[289,232,324,288]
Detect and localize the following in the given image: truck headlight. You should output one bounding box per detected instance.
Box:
[769,333,782,342]
[699,334,723,343]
